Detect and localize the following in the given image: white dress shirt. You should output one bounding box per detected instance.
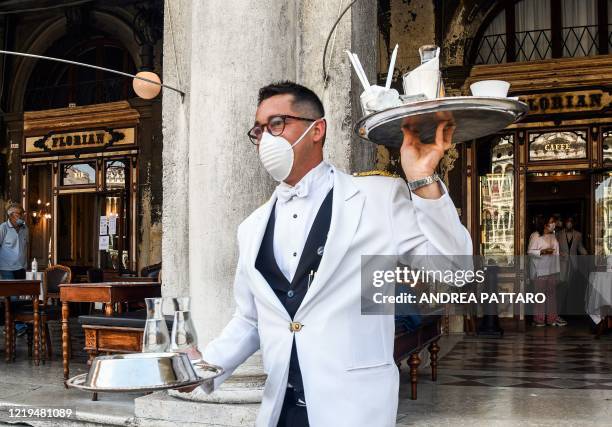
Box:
[273,161,334,282]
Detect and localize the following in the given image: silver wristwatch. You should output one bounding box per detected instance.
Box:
[407,173,440,191]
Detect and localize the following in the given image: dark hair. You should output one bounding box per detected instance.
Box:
[535,215,557,236]
[258,81,325,118]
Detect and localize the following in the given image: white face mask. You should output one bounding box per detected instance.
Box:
[258,118,322,182]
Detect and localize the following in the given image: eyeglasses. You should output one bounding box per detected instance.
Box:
[247,115,317,145]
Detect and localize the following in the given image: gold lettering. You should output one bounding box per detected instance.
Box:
[551,96,563,109]
[544,143,570,151]
[589,93,602,107]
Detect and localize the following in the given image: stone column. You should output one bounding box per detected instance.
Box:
[146,1,377,425]
[298,0,377,172]
[161,0,192,299]
[162,0,377,356]
[185,0,298,348]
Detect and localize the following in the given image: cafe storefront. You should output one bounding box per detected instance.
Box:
[0,1,164,279]
[379,0,612,331]
[458,56,612,329]
[17,101,143,276]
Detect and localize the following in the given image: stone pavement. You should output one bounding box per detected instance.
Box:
[0,319,609,426]
[396,322,612,426]
[0,321,136,426]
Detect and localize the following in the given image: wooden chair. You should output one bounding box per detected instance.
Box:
[13,264,72,360]
[46,264,72,300]
[140,263,162,281]
[87,268,104,283]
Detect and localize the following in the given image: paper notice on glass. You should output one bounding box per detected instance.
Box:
[100,216,108,235]
[108,216,117,235]
[99,235,110,251]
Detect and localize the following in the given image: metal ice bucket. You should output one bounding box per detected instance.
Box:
[81,352,201,391]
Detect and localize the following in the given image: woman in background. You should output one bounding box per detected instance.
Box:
[528,215,566,327]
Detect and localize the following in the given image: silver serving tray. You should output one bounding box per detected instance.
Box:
[66,352,223,393]
[354,96,528,147]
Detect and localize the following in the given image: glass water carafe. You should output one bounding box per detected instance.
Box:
[170,309,202,362]
[419,44,440,64]
[417,44,444,98]
[170,296,190,312]
[142,297,170,353]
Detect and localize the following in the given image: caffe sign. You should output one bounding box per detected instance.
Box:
[520,90,611,115]
[25,127,135,154]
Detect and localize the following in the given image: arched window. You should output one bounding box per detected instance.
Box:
[469,0,610,65]
[24,37,136,111]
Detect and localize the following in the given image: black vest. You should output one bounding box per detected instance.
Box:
[255,189,333,403]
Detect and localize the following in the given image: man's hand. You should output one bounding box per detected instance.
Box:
[400,120,455,199]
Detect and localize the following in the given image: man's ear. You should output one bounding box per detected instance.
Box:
[314,119,326,144]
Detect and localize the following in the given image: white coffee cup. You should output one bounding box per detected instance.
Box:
[470,80,510,97]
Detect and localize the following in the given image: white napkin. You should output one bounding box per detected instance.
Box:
[402,55,440,100]
[360,85,401,115]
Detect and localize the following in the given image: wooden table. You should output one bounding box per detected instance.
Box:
[59,282,161,381]
[0,280,42,365]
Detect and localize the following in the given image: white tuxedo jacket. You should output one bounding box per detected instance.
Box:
[202,166,472,426]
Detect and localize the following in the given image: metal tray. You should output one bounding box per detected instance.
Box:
[354,96,528,147]
[66,353,223,393]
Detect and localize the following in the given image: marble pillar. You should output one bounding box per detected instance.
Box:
[151,1,377,424]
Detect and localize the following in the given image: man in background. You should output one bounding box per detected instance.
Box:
[557,216,588,320]
[0,203,29,336]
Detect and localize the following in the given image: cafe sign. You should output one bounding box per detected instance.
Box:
[25,127,135,154]
[520,89,611,115]
[528,130,587,161]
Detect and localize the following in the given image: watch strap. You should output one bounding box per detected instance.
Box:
[407,173,440,191]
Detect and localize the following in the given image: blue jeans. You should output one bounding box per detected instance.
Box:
[1,269,27,333]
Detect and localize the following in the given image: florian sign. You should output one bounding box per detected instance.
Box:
[25,127,135,154]
[520,90,611,115]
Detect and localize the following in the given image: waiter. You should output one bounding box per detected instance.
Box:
[200,81,472,426]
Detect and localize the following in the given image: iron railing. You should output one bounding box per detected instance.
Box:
[469,24,610,65]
